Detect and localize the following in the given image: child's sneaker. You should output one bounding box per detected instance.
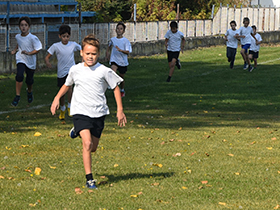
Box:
[86,179,97,189]
[26,89,33,103]
[11,95,20,107]
[69,127,79,139]
[67,107,72,117]
[176,59,181,69]
[59,110,66,120]
[243,63,248,70]
[248,66,254,72]
[121,90,125,98]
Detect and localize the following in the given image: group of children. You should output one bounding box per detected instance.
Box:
[225,17,262,71]
[9,16,262,189]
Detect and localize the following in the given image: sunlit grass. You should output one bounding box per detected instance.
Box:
[1,45,280,209]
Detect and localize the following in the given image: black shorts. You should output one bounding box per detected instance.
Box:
[16,63,35,85]
[111,62,127,74]
[249,50,259,59]
[167,51,180,62]
[72,114,106,138]
[57,75,68,88]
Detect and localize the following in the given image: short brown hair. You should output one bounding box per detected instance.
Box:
[82,34,100,51]
[19,16,31,26]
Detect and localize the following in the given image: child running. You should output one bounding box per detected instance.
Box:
[45,25,81,120]
[11,16,42,107]
[224,20,239,69]
[248,25,262,72]
[165,21,185,82]
[50,34,127,189]
[106,22,132,98]
[235,17,257,72]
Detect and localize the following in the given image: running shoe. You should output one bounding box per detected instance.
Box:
[86,179,98,189]
[176,59,181,69]
[248,66,254,72]
[243,63,249,70]
[69,127,79,139]
[59,110,66,120]
[27,89,33,103]
[121,90,125,98]
[11,95,20,107]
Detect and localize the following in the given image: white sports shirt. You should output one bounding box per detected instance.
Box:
[65,62,123,118]
[47,41,81,78]
[225,29,239,48]
[164,30,184,52]
[109,37,132,66]
[249,33,262,52]
[239,26,254,45]
[15,33,42,70]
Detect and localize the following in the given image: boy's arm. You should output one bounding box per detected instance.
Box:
[115,46,129,55]
[113,85,127,127]
[50,84,70,115]
[11,44,18,55]
[106,45,112,61]
[45,53,53,68]
[22,49,40,55]
[165,38,169,49]
[181,37,185,53]
[251,33,258,42]
[224,35,228,41]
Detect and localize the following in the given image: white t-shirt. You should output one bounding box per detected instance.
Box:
[47,41,81,78]
[225,29,239,48]
[239,26,254,45]
[109,37,132,66]
[15,33,42,70]
[164,30,184,52]
[65,62,123,118]
[249,33,262,52]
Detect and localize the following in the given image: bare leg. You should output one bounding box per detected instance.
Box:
[118,73,125,90]
[254,58,258,68]
[16,81,23,95]
[168,58,176,77]
[59,95,65,107]
[67,86,73,104]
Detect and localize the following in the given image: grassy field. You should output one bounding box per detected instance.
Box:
[1,44,280,209]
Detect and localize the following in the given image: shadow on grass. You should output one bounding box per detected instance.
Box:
[97,172,175,184]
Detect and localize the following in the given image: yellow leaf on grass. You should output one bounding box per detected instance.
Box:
[228,154,234,157]
[49,165,56,169]
[130,195,138,198]
[0,175,4,179]
[5,146,11,150]
[219,202,226,206]
[29,204,36,207]
[267,147,273,150]
[235,172,240,175]
[182,186,188,189]
[34,167,41,175]
[272,137,277,140]
[274,204,280,209]
[114,164,119,167]
[201,180,208,184]
[152,163,163,168]
[34,132,42,137]
[21,145,29,148]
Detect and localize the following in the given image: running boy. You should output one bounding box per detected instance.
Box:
[235,17,257,72]
[165,21,185,82]
[248,25,262,72]
[224,20,239,69]
[106,22,132,98]
[11,16,42,106]
[45,25,81,120]
[50,34,127,189]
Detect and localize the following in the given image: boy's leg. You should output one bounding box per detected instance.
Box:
[12,63,25,106]
[111,64,118,72]
[25,68,35,103]
[226,47,231,62]
[168,58,176,77]
[119,73,125,90]
[254,58,258,68]
[67,86,73,116]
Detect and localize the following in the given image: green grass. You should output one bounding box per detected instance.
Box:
[1,44,280,209]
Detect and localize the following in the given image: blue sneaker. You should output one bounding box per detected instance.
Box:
[86,179,98,189]
[11,95,20,107]
[69,127,79,138]
[27,89,33,103]
[243,63,248,70]
[248,66,254,72]
[176,59,181,69]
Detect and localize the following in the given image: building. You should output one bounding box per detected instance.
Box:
[0,0,95,24]
[251,0,280,7]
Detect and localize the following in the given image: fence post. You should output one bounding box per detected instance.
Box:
[257,5,260,30]
[274,6,276,31]
[240,5,243,27]
[219,3,222,35]
[194,20,197,37]
[252,5,255,25]
[186,20,188,37]
[268,5,271,31]
[226,4,229,30]
[203,19,205,36]
[108,22,110,43]
[6,24,9,52]
[157,21,159,40]
[44,23,48,49]
[146,21,148,41]
[262,8,265,32]
[234,5,236,21]
[211,4,215,36]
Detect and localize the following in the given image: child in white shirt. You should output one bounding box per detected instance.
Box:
[50,34,126,189]
[225,20,239,69]
[11,16,42,107]
[45,25,81,119]
[248,25,262,72]
[106,22,132,98]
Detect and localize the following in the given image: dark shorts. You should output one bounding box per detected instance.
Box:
[15,63,35,85]
[241,44,251,53]
[72,114,106,138]
[111,62,127,74]
[249,50,259,59]
[167,51,180,63]
[57,75,68,88]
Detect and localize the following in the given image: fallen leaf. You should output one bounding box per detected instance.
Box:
[152,163,163,168]
[178,127,182,130]
[169,139,175,142]
[267,147,273,150]
[219,202,227,206]
[34,132,42,137]
[274,204,280,209]
[75,187,83,194]
[49,165,56,169]
[182,186,188,189]
[160,141,165,145]
[173,153,181,157]
[250,141,256,145]
[29,204,36,207]
[190,152,196,156]
[151,182,160,186]
[100,176,106,179]
[114,164,119,167]
[205,152,210,156]
[0,175,4,179]
[235,172,240,175]
[25,169,32,173]
[0,167,5,170]
[34,167,41,175]
[138,192,143,195]
[201,180,208,184]
[272,137,277,140]
[8,177,14,180]
[21,145,29,148]
[228,154,234,157]
[5,146,11,150]
[88,190,94,193]
[130,195,138,198]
